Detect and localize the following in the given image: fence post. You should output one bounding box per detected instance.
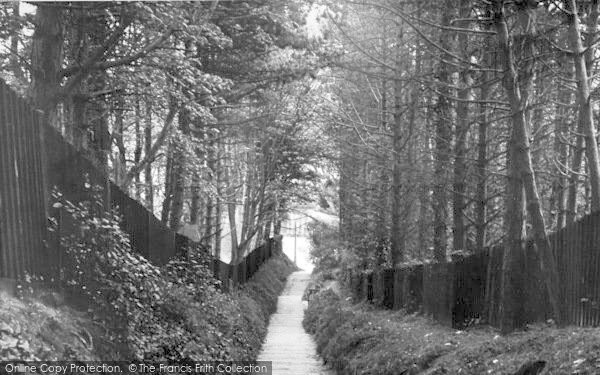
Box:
[240,259,247,284]
[270,239,274,257]
[393,269,403,309]
[366,272,374,302]
[231,263,239,287]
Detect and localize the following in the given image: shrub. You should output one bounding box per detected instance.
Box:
[303,290,430,374]
[50,186,296,361]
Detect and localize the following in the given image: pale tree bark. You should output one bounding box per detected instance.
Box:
[452,1,471,251]
[214,140,223,259]
[566,0,600,213]
[228,198,239,264]
[189,123,204,227]
[391,52,405,266]
[134,98,142,200]
[403,57,418,257]
[113,96,127,186]
[29,4,64,127]
[226,142,240,264]
[567,127,584,224]
[9,2,23,81]
[415,39,430,260]
[190,172,201,225]
[376,21,389,248]
[205,135,217,252]
[551,70,572,230]
[432,0,454,262]
[161,140,174,224]
[87,74,111,168]
[494,2,562,331]
[475,53,491,250]
[144,98,154,211]
[168,107,190,231]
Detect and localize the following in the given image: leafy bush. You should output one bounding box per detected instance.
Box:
[304,288,600,374]
[51,188,164,356]
[49,186,296,361]
[308,221,341,278]
[304,290,458,374]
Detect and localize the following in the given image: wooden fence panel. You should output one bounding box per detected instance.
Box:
[0,79,278,294]
[423,262,454,326]
[0,80,47,281]
[111,185,150,259]
[453,252,487,328]
[344,211,600,329]
[372,271,383,307]
[381,269,395,309]
[592,213,600,326]
[359,273,365,300]
[406,265,423,313]
[485,246,504,327]
[148,219,176,266]
[366,271,373,302]
[392,268,403,309]
[521,240,547,326]
[580,213,599,325]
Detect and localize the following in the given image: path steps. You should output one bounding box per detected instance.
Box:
[257,271,334,375]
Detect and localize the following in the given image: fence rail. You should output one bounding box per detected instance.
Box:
[0,78,279,292]
[350,210,600,329]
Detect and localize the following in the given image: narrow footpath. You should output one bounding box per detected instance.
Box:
[257,271,334,375]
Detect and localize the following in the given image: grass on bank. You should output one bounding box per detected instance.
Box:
[304,289,600,375]
[0,253,296,362]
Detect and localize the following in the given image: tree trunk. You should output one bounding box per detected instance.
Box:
[190,172,201,225]
[475,104,489,250]
[452,0,471,252]
[391,73,404,265]
[432,0,453,262]
[87,74,110,168]
[228,200,239,264]
[214,140,223,259]
[144,98,154,211]
[29,4,63,127]
[205,135,217,252]
[134,98,142,200]
[551,71,571,230]
[376,24,389,245]
[113,97,126,186]
[168,107,190,231]
[475,46,492,250]
[494,4,562,331]
[10,2,23,81]
[161,141,174,224]
[566,0,600,213]
[226,148,240,263]
[453,72,469,251]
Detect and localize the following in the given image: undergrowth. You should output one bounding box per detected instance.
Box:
[0,186,296,361]
[304,289,600,374]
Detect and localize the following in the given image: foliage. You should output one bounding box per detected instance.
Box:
[51,187,163,355]
[49,186,296,361]
[308,220,395,282]
[304,289,600,374]
[0,1,328,261]
[308,221,341,278]
[0,292,113,361]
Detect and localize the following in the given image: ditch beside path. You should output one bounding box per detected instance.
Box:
[256,271,334,375]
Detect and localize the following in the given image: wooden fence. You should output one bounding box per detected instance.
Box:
[0,80,48,283]
[350,211,600,329]
[0,78,280,292]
